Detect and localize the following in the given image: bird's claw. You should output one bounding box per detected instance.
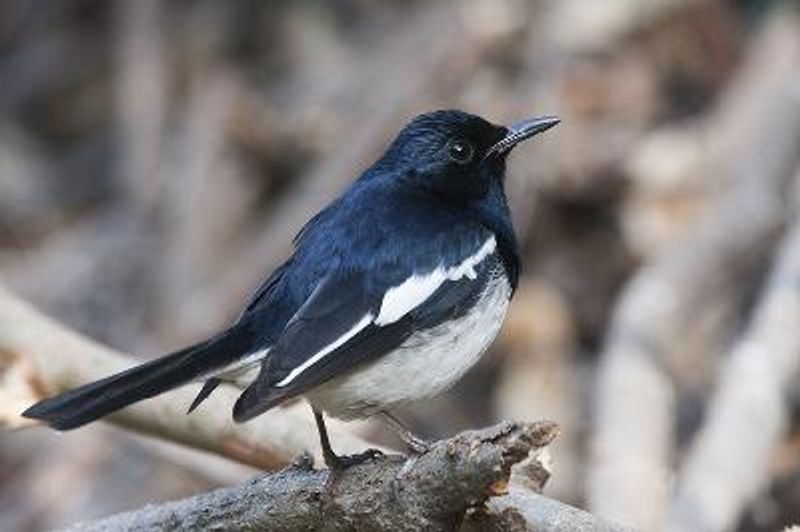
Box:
[290,451,315,471]
[326,448,384,471]
[404,435,434,455]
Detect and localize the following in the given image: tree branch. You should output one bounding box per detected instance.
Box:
[464,490,635,532]
[62,422,571,532]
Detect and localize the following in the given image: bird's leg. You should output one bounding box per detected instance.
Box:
[381,411,433,454]
[313,408,343,469]
[313,408,382,470]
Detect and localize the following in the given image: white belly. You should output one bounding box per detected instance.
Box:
[306,275,512,420]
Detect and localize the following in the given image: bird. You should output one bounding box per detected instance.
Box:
[22,109,559,469]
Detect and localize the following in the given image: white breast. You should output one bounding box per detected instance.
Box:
[306,271,512,420]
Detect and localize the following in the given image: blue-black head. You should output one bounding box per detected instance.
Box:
[372,109,559,203]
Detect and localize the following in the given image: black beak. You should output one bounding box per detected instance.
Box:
[486,115,560,158]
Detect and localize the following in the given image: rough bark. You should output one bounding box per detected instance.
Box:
[63,422,567,532]
[464,490,636,532]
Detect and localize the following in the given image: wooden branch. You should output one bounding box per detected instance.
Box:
[60,422,581,532]
[669,185,800,532]
[588,7,800,530]
[464,489,635,532]
[0,285,384,469]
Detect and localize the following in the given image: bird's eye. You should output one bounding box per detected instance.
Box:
[447,139,474,164]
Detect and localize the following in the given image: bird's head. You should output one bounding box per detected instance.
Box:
[375,109,559,202]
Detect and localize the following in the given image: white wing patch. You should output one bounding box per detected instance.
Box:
[209,348,270,384]
[274,313,373,387]
[375,236,497,326]
[273,236,497,388]
[374,272,445,326]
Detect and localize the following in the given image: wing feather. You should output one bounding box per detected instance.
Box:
[233,237,500,422]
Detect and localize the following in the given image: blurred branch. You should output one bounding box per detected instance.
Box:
[588,7,800,530]
[158,71,242,333]
[669,176,800,532]
[113,0,167,212]
[61,422,589,532]
[540,0,694,53]
[0,285,384,469]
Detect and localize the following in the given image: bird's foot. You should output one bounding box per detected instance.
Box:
[380,411,434,455]
[403,434,434,455]
[325,448,384,471]
[290,451,315,471]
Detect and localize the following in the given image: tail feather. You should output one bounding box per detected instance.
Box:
[22,324,257,430]
[187,377,221,414]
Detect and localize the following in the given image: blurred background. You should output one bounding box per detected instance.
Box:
[1,0,800,530]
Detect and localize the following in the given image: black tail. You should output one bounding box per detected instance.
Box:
[22,324,257,430]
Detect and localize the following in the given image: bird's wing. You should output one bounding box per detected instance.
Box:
[238,258,294,318]
[232,236,499,422]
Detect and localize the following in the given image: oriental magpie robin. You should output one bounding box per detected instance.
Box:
[23,110,559,469]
